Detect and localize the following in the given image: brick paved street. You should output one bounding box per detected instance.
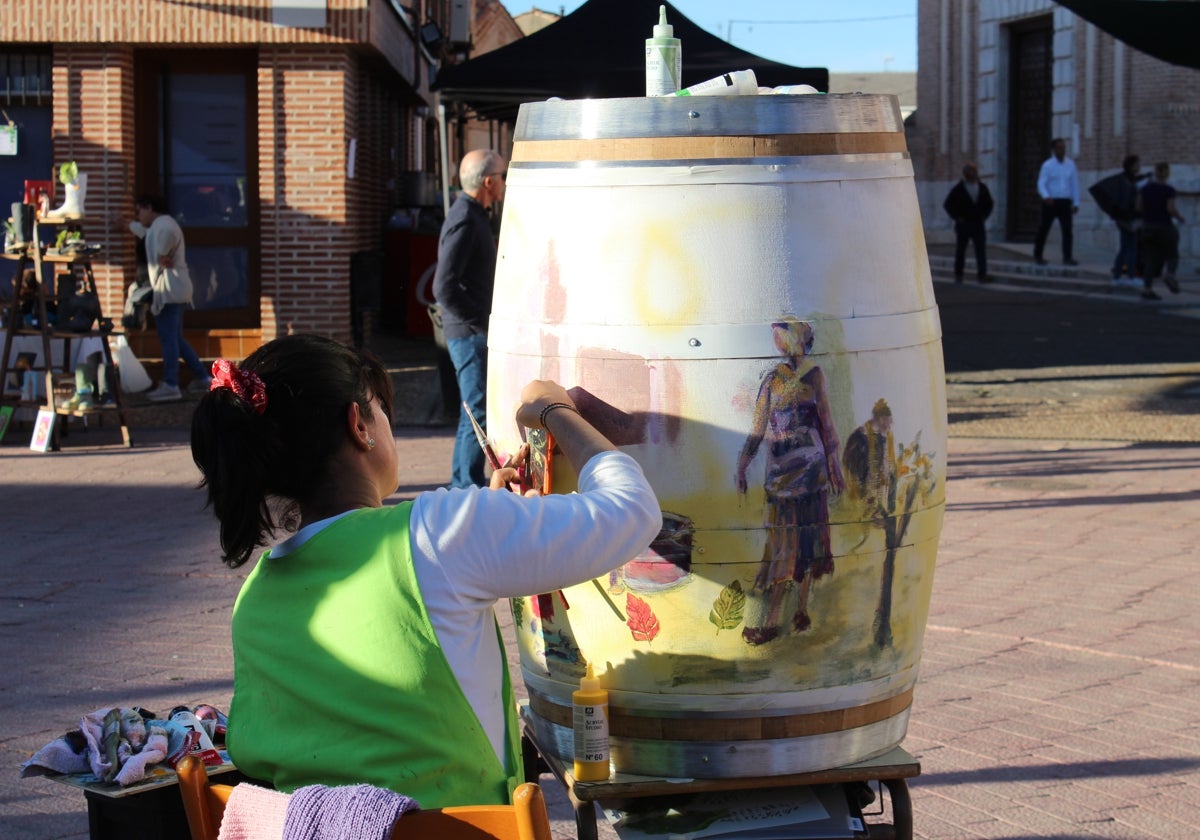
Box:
[3,277,1198,839]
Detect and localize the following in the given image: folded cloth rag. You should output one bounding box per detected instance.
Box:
[20,730,91,777]
[79,707,174,786]
[20,708,198,785]
[218,782,291,840]
[22,709,178,784]
[283,783,420,840]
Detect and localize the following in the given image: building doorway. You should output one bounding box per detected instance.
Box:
[1006,17,1053,241]
[134,50,259,329]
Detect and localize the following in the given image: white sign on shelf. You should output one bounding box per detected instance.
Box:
[0,124,17,156]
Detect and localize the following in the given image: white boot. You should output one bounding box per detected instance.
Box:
[47,172,86,220]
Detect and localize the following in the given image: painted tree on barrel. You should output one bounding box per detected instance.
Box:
[842,399,937,648]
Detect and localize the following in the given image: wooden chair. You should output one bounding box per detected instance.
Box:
[176,755,553,840]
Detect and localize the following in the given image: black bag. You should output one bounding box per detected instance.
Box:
[58,289,102,332]
[1089,172,1135,222]
[121,282,153,330]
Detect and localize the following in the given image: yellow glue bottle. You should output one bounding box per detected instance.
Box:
[572,662,610,781]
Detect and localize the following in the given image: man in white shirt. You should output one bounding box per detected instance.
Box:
[1033,138,1080,266]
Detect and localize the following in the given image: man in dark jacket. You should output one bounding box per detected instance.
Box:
[432,148,507,488]
[1089,155,1143,288]
[943,162,994,283]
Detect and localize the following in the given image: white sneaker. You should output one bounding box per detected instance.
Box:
[187,377,214,395]
[146,382,182,402]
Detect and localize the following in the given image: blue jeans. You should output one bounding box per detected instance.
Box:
[155,303,207,387]
[447,332,488,488]
[1111,224,1138,278]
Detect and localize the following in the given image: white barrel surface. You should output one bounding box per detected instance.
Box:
[488,94,946,778]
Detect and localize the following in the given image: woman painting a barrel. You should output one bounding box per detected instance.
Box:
[736,319,845,645]
[189,334,660,806]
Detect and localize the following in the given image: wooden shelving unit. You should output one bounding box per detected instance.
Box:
[1,211,133,449]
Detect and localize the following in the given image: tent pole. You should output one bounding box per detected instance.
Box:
[438,102,451,216]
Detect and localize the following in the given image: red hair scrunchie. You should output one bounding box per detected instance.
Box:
[210,358,268,415]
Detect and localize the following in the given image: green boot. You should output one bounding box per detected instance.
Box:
[64,363,94,410]
[63,388,93,410]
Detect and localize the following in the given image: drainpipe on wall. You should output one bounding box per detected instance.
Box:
[438,102,451,216]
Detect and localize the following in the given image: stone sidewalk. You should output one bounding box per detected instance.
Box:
[3,279,1200,837]
[910,438,1200,838]
[4,431,1198,839]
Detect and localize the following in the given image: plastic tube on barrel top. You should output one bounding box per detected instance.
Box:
[772,84,821,95]
[645,5,682,96]
[673,68,758,97]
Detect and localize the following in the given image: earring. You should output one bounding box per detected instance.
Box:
[368,438,376,450]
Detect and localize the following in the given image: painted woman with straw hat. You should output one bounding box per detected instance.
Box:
[736,319,845,645]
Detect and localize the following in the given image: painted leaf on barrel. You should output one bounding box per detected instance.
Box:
[626,593,660,642]
[510,597,525,628]
[708,579,745,633]
[532,592,556,623]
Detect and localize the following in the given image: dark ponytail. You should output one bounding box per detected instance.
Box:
[191,334,394,567]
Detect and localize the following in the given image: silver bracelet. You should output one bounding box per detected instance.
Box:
[539,401,579,429]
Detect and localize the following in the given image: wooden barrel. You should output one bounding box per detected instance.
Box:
[487,94,946,778]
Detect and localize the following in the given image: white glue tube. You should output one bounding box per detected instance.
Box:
[773,84,820,95]
[673,69,758,97]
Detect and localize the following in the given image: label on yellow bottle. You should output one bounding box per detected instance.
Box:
[572,700,610,779]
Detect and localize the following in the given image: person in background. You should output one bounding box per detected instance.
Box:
[190,333,660,807]
[1100,155,1144,289]
[131,194,211,401]
[1033,138,1080,267]
[942,162,994,284]
[433,149,507,488]
[1137,161,1187,299]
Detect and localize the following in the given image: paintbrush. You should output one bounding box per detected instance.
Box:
[592,578,626,621]
[462,401,511,490]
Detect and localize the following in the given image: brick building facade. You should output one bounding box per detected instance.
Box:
[910,0,1200,269]
[2,0,463,366]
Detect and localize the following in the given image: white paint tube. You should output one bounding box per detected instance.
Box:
[673,69,758,97]
[773,84,820,95]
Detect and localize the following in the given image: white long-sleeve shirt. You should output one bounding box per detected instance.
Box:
[1037,155,1080,206]
[271,449,661,765]
[129,215,193,314]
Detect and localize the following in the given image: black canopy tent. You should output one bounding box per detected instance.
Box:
[1053,0,1200,70]
[431,0,829,123]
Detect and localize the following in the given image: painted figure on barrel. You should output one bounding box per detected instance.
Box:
[736,319,844,645]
